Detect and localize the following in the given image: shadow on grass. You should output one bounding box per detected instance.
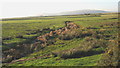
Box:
[55,49,104,59]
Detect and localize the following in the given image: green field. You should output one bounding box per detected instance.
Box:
[1,13,119,66]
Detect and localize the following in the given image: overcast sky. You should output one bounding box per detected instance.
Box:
[0,0,119,18]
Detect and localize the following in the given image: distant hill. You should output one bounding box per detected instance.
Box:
[60,10,109,15]
[44,10,109,16]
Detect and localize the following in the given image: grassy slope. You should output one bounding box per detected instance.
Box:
[8,38,103,66]
[2,13,118,66]
[10,54,102,66]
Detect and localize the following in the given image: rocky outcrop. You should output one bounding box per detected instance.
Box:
[37,21,79,45]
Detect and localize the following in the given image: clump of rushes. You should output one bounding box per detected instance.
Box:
[52,38,106,59]
[59,28,82,40]
[97,40,119,66]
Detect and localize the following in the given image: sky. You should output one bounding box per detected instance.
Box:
[0,0,119,18]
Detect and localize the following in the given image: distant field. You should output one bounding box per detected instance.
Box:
[1,13,118,66]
